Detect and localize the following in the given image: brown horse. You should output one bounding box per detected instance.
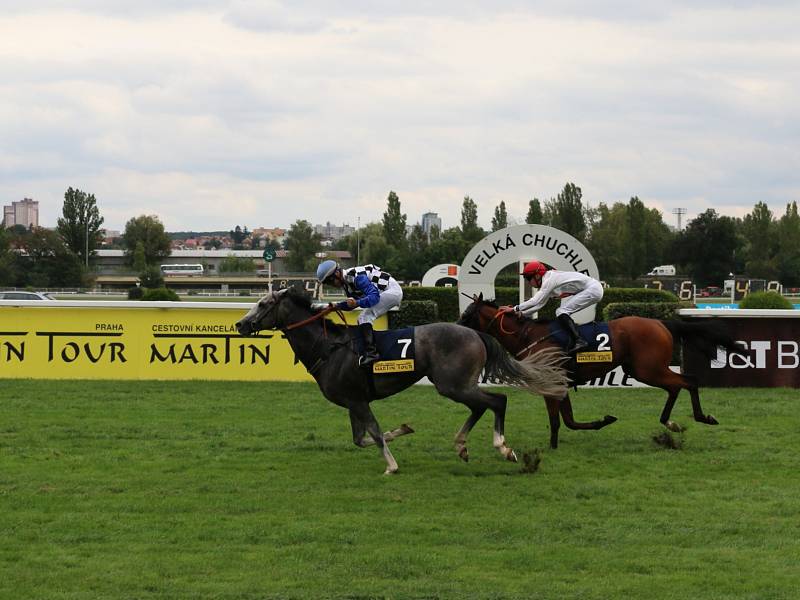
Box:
[457,294,747,449]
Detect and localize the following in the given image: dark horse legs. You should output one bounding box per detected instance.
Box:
[655,373,718,432]
[543,394,618,449]
[348,410,415,448]
[348,402,399,474]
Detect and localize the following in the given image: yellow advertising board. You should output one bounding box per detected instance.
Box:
[0,301,385,381]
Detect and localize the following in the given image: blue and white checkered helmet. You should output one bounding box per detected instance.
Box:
[316,260,339,283]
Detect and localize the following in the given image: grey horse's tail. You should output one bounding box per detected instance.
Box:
[478,331,569,397]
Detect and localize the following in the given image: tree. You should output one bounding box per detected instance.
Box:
[674,209,738,285]
[12,228,84,287]
[625,197,648,279]
[284,220,322,271]
[428,227,469,266]
[382,191,407,248]
[460,196,484,244]
[219,255,256,273]
[544,183,586,241]
[122,215,172,266]
[741,202,778,279]
[139,265,164,289]
[56,187,104,267]
[491,201,508,232]
[776,201,800,286]
[526,198,543,225]
[263,237,281,254]
[586,202,628,278]
[132,241,147,273]
[230,225,249,250]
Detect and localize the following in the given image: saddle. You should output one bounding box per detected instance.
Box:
[547,321,612,358]
[356,327,416,374]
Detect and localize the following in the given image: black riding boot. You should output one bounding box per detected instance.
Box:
[557,313,588,354]
[358,322,380,369]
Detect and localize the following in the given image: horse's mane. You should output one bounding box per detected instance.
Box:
[282,287,351,334]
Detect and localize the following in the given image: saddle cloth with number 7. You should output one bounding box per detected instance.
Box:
[371,327,416,373]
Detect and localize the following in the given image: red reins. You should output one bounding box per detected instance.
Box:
[283,304,346,334]
[486,307,517,335]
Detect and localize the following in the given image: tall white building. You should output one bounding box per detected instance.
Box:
[421,212,441,237]
[3,198,39,228]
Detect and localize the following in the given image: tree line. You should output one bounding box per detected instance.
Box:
[2,185,799,289]
[284,185,800,287]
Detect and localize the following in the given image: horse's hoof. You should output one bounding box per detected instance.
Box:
[706,414,719,425]
[399,424,415,435]
[458,448,469,462]
[506,449,518,463]
[665,420,684,433]
[383,467,398,475]
[603,415,618,425]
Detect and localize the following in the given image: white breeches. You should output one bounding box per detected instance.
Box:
[555,281,604,317]
[357,282,403,325]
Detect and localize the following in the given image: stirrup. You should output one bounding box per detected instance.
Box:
[359,353,379,369]
[570,339,589,354]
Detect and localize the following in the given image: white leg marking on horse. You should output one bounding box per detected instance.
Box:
[493,430,517,462]
[382,441,399,475]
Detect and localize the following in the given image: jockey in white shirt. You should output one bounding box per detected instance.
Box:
[511,260,604,353]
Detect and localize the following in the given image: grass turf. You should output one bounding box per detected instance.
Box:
[1,380,798,599]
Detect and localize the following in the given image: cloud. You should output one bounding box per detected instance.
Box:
[0,2,798,233]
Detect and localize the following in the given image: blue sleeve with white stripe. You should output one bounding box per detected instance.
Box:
[354,273,380,308]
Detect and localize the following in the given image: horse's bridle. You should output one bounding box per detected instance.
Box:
[482,305,556,359]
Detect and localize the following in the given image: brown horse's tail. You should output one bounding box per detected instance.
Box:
[661,319,747,360]
[477,331,570,397]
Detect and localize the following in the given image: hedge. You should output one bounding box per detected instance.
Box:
[388,301,439,329]
[603,302,684,321]
[401,286,678,323]
[738,291,794,310]
[141,287,181,301]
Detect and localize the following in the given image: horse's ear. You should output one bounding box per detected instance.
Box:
[478,292,484,302]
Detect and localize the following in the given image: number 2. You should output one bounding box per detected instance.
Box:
[596,333,610,351]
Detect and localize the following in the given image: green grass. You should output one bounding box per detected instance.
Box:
[1,380,798,599]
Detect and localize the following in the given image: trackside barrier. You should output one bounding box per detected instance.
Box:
[679,309,800,387]
[5,303,794,387]
[0,300,385,381]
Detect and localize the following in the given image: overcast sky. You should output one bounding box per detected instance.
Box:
[1,1,798,233]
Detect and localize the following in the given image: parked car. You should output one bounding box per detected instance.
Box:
[0,291,56,300]
[699,286,723,297]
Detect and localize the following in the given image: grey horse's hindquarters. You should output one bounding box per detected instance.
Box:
[412,324,489,386]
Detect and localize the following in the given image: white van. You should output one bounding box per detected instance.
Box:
[646,265,676,276]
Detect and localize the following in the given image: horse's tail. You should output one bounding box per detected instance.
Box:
[478,331,569,397]
[661,319,747,360]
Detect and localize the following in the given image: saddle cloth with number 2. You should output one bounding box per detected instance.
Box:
[547,320,612,354]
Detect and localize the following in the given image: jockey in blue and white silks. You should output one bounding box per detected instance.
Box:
[316,260,403,368]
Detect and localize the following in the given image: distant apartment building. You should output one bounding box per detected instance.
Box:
[421,212,441,237]
[3,198,39,228]
[314,222,354,241]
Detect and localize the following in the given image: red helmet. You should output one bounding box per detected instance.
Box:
[522,260,547,282]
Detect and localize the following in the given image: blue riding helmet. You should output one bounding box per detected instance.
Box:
[316,259,339,283]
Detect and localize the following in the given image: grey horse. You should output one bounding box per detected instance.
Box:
[235,287,568,474]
